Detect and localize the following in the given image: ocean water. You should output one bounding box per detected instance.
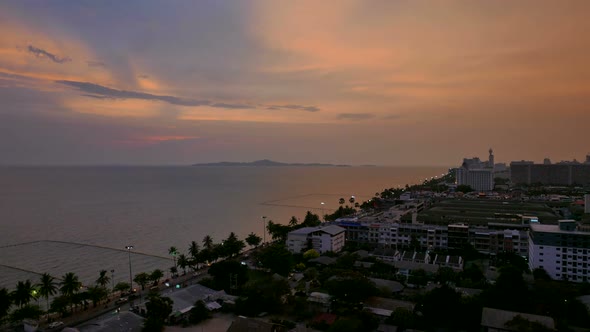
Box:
[0,166,446,291]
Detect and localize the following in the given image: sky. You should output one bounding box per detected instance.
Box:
[1,0,589,166]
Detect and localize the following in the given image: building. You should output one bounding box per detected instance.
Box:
[585,194,590,214]
[528,220,590,282]
[286,225,346,254]
[510,156,590,186]
[480,307,555,332]
[456,149,495,191]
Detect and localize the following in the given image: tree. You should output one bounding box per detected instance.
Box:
[257,243,294,276]
[245,232,262,248]
[456,184,473,193]
[436,267,457,285]
[49,295,69,316]
[188,241,200,268]
[37,273,57,316]
[177,254,189,275]
[224,232,245,258]
[288,216,299,227]
[0,287,12,323]
[188,300,210,325]
[325,272,377,304]
[59,272,81,313]
[266,220,292,242]
[60,273,81,298]
[302,211,321,227]
[236,275,291,316]
[9,304,42,323]
[134,273,151,291]
[168,246,179,269]
[420,285,462,329]
[202,235,214,251]
[533,267,552,281]
[408,269,428,288]
[150,269,164,285]
[86,286,108,308]
[143,293,173,332]
[339,198,346,206]
[208,260,249,293]
[96,270,111,289]
[386,308,416,330]
[114,282,130,293]
[12,280,35,308]
[303,249,320,260]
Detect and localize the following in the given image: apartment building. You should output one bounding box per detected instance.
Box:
[529,220,590,282]
[286,225,346,254]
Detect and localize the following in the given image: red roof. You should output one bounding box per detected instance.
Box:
[313,313,337,325]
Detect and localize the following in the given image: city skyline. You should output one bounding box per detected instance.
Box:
[1,1,589,166]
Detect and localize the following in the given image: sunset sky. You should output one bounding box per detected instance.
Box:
[1,1,589,166]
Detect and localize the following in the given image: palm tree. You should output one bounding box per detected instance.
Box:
[202,235,214,251]
[37,273,57,314]
[188,241,199,260]
[133,273,150,291]
[245,233,262,248]
[168,246,179,269]
[12,280,34,308]
[339,197,345,206]
[150,269,164,286]
[0,287,12,322]
[288,216,299,227]
[95,270,111,289]
[349,196,355,207]
[177,254,189,275]
[60,272,81,312]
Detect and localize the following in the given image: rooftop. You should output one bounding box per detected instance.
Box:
[480,307,555,331]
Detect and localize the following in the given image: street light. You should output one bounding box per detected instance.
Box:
[262,216,267,244]
[125,245,134,295]
[320,202,326,218]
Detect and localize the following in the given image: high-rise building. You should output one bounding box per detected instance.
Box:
[456,150,495,191]
[528,221,590,282]
[510,159,590,186]
[585,194,590,214]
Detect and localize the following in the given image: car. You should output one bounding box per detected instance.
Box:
[115,297,128,304]
[48,321,64,329]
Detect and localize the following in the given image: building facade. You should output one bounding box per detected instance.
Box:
[528,221,590,282]
[456,149,495,191]
[286,225,346,254]
[511,157,590,186]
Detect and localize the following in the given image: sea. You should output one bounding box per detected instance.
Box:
[0,165,446,295]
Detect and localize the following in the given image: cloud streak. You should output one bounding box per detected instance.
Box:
[86,60,106,68]
[269,104,320,112]
[27,45,71,64]
[336,113,375,120]
[56,80,211,107]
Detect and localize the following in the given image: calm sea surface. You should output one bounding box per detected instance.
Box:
[0,166,446,291]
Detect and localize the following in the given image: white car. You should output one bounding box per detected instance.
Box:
[48,321,64,329]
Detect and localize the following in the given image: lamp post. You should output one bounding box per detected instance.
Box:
[262,216,267,244]
[125,246,134,295]
[320,202,326,219]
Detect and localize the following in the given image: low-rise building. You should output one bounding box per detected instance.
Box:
[480,307,555,332]
[286,225,346,254]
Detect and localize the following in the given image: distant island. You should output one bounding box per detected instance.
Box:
[192,159,351,167]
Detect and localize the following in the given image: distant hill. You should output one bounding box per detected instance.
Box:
[192,159,351,167]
